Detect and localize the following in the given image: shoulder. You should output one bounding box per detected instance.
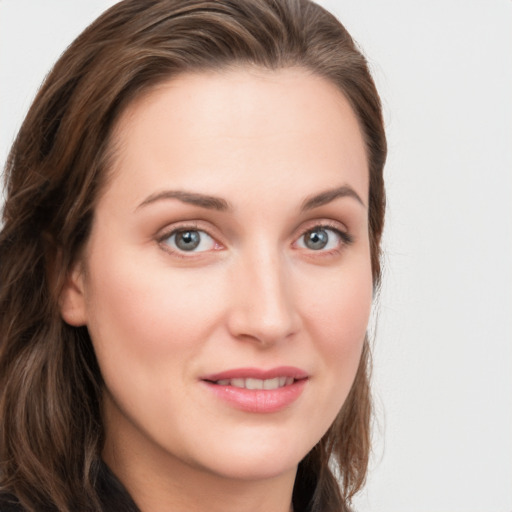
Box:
[0,494,24,512]
[0,461,139,512]
[96,462,140,512]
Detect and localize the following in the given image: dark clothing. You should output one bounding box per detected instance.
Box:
[0,463,140,512]
[94,462,140,512]
[0,495,22,512]
[0,461,329,511]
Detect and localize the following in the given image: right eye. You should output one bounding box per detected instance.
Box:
[161,229,217,253]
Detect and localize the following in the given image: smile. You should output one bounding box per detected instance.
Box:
[214,377,295,389]
[201,367,308,413]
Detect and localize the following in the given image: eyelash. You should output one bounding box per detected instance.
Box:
[296,223,354,254]
[157,221,354,258]
[157,222,220,259]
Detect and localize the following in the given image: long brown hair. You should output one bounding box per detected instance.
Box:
[0,1,386,510]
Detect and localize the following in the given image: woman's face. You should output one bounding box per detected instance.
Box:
[61,68,372,484]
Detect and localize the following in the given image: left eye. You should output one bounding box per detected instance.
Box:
[163,229,216,252]
[296,227,345,251]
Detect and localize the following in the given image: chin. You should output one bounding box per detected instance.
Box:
[188,434,313,482]
[204,455,299,482]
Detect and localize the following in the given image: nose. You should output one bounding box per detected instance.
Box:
[226,248,301,347]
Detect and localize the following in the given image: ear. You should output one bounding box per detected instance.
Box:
[59,262,88,327]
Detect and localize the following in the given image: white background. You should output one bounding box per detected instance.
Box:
[1,1,511,511]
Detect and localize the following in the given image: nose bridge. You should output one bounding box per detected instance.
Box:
[228,241,299,345]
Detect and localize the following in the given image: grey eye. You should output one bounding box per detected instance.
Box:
[297,227,346,252]
[175,230,201,251]
[163,229,216,252]
[303,228,329,250]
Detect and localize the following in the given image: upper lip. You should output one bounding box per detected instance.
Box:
[202,366,308,382]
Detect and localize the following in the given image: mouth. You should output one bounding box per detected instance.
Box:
[211,376,296,390]
[201,367,308,413]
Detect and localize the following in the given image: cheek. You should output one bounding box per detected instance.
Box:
[82,252,229,439]
[303,257,372,341]
[88,250,215,342]
[83,248,226,385]
[299,254,373,391]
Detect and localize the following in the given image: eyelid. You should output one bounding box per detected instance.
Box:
[293,220,354,252]
[156,221,224,257]
[155,219,353,259]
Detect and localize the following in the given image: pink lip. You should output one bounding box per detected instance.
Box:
[201,366,308,414]
[202,366,308,382]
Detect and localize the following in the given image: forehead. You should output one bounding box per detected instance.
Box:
[106,67,369,206]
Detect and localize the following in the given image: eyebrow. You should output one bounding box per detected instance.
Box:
[300,185,366,211]
[135,184,365,213]
[136,190,231,212]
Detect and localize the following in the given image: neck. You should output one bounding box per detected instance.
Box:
[105,454,296,512]
[103,426,296,512]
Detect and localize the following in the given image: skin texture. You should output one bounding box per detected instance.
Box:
[60,67,372,512]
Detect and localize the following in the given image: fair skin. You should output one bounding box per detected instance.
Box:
[60,67,372,512]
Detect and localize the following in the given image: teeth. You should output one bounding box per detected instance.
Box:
[215,377,295,389]
[231,378,245,388]
[246,378,263,390]
[263,377,280,390]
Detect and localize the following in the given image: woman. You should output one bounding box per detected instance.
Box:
[0,0,386,511]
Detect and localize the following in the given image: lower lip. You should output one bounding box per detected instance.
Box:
[202,379,307,413]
